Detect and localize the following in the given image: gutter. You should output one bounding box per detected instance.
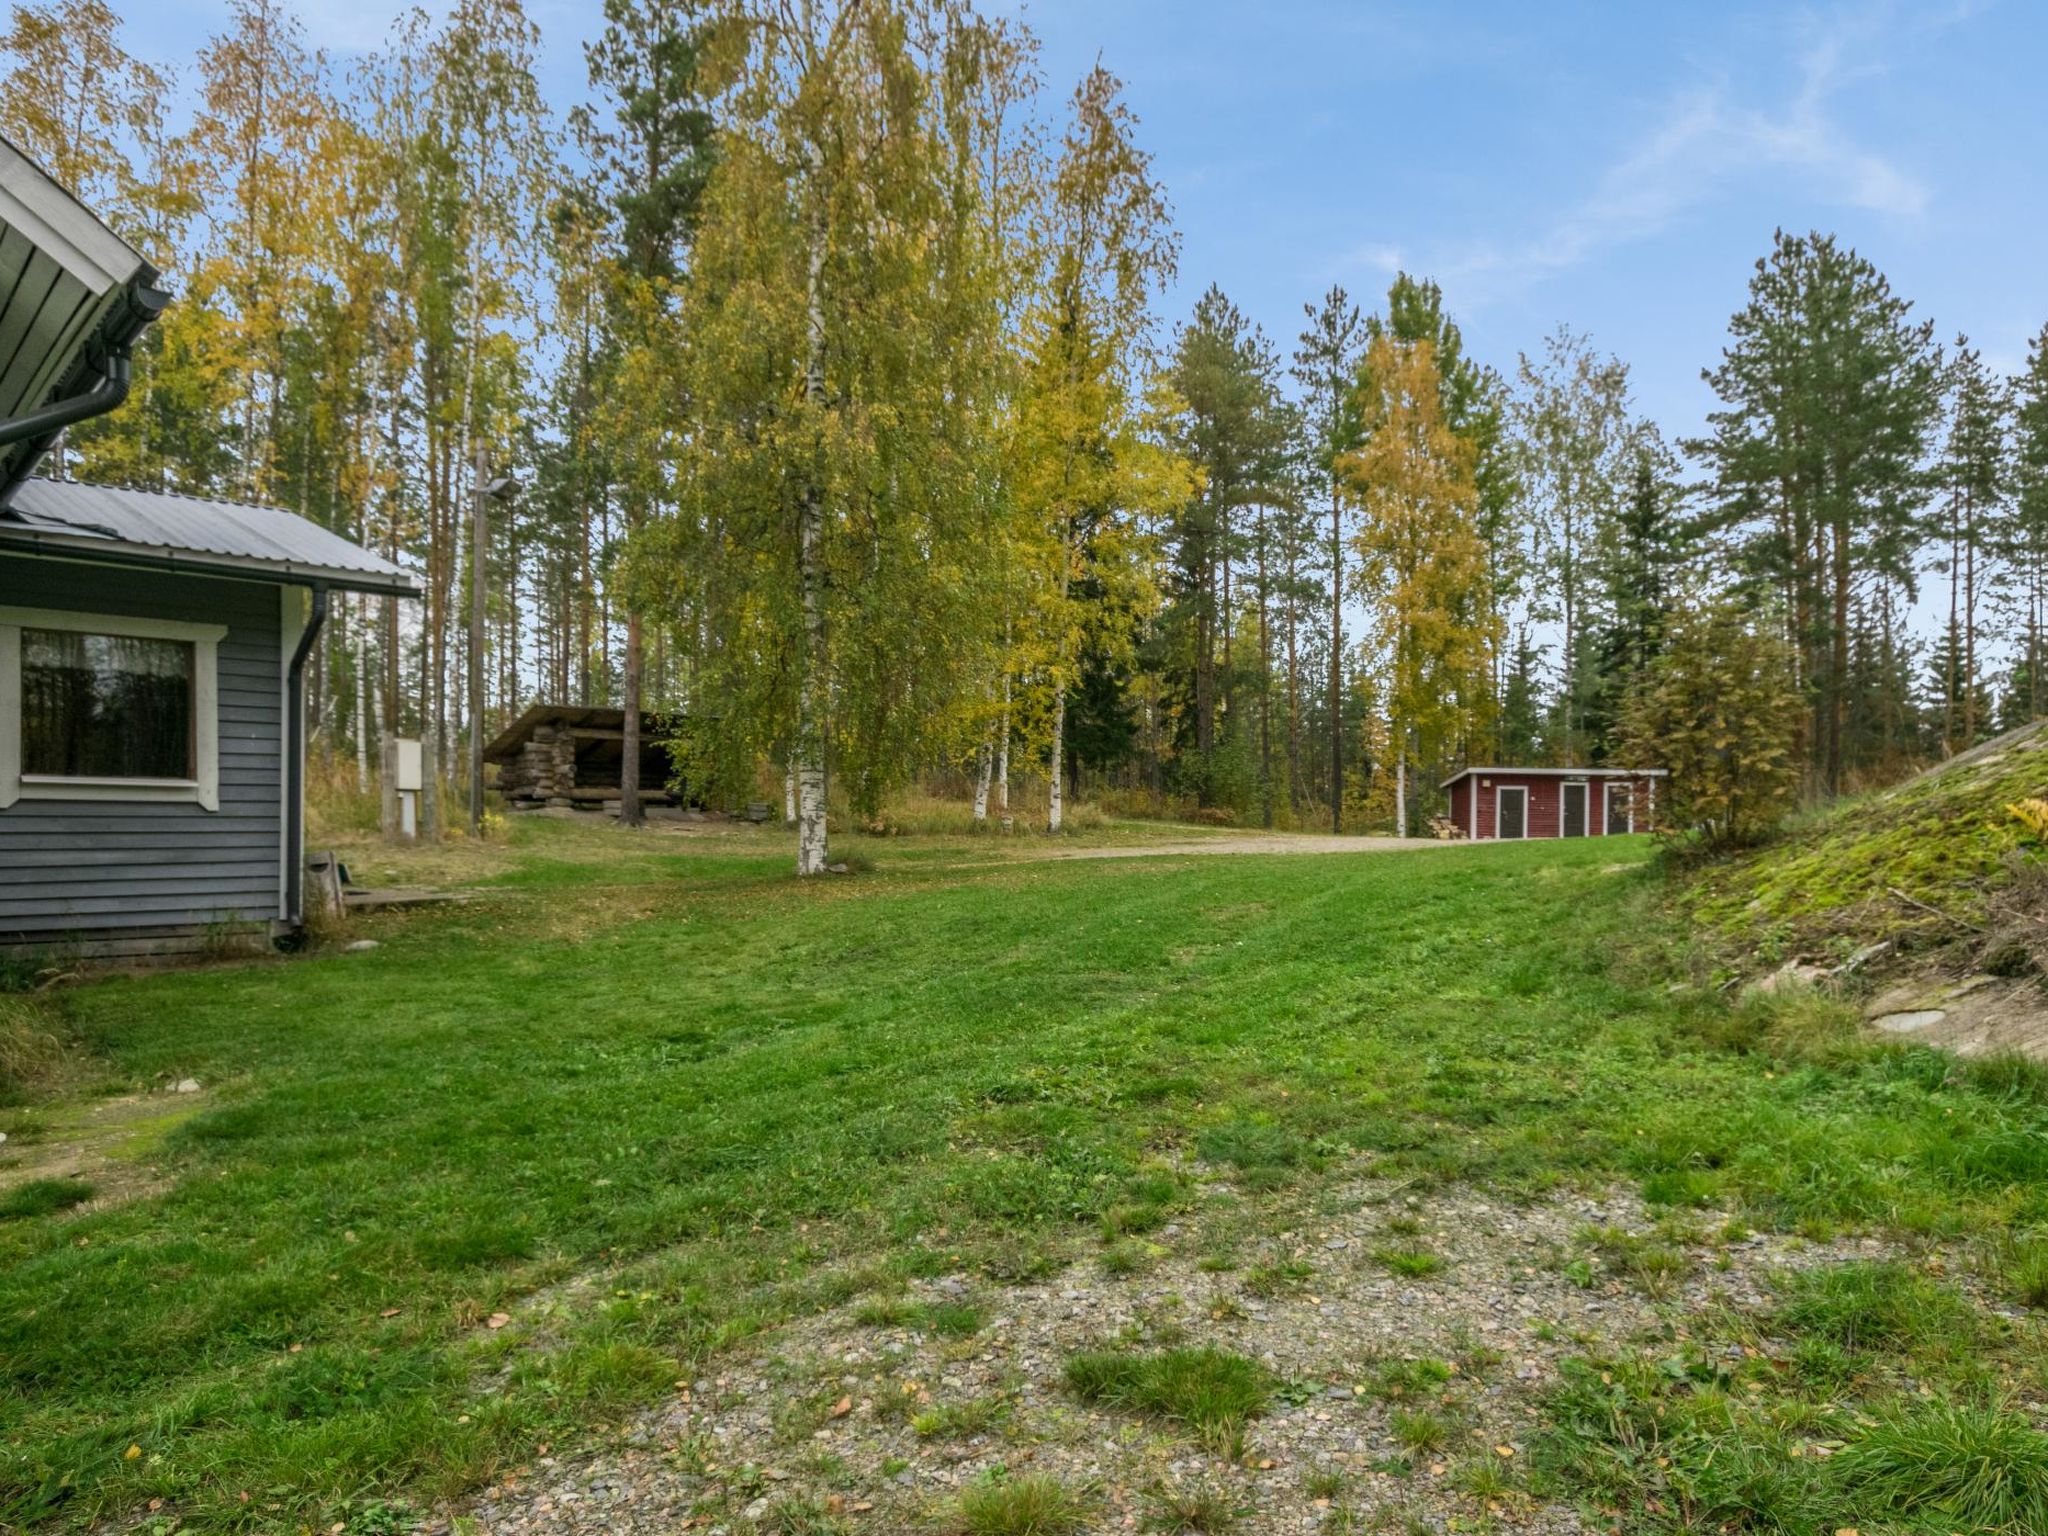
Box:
[0,530,420,597]
[284,585,329,927]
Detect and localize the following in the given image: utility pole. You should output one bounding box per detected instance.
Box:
[469,450,518,837]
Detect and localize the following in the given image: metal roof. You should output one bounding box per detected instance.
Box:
[0,478,420,596]
[1438,764,1668,790]
[0,136,162,493]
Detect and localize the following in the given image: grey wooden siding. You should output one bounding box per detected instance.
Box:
[0,556,282,947]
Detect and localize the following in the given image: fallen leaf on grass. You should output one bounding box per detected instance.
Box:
[380,1307,402,1318]
[830,1395,852,1418]
[486,1312,511,1329]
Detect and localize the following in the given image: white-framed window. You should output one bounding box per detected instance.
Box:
[0,604,224,811]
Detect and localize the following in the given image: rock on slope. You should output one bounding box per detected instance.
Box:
[1692,718,2048,1058]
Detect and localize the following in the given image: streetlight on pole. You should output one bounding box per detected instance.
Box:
[469,449,519,837]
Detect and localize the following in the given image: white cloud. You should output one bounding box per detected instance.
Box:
[1428,3,1943,305]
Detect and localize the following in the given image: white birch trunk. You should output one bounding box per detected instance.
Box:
[1395,746,1408,839]
[784,762,797,824]
[1047,686,1065,834]
[996,671,1011,818]
[972,736,992,821]
[795,154,831,876]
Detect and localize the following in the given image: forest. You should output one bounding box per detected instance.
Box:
[11,0,2048,868]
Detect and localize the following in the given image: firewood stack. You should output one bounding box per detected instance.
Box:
[496,724,579,809]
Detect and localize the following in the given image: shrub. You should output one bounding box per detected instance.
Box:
[955,1473,1090,1536]
[1987,1231,2048,1309]
[1835,1401,2048,1531]
[1,996,72,1104]
[1389,1406,1451,1453]
[1774,1261,1973,1352]
[1143,1478,1245,1532]
[1617,595,1802,849]
[0,1177,95,1221]
[1065,1346,1271,1455]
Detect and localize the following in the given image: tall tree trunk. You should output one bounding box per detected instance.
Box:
[419,627,439,841]
[1843,520,1859,794]
[1963,500,1979,744]
[1256,502,1273,828]
[1395,739,1407,839]
[1048,686,1066,834]
[2023,569,2039,724]
[996,670,1011,819]
[1946,505,1961,753]
[1329,486,1343,832]
[355,599,371,796]
[620,610,644,826]
[794,170,830,876]
[972,735,992,821]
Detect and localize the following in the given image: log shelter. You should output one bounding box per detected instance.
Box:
[482,704,682,813]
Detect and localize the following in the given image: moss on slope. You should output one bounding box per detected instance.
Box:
[1690,720,2048,963]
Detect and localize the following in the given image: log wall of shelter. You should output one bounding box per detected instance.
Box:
[493,719,679,811]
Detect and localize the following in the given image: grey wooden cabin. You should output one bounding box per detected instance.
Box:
[0,137,416,958]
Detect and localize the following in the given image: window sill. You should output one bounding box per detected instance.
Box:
[14,775,215,809]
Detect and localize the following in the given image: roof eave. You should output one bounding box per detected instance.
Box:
[1438,765,1669,790]
[0,527,420,597]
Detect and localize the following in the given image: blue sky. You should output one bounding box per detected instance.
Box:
[133,0,2042,445]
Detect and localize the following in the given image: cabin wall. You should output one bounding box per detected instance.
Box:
[1461,773,1661,840]
[0,557,284,956]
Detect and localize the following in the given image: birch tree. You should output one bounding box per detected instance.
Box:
[657,0,1020,871]
[1342,337,1493,835]
[1513,326,1631,766]
[1012,64,1181,832]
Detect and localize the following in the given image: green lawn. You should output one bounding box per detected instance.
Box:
[4,820,2047,1531]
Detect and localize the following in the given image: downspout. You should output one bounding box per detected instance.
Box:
[285,585,330,927]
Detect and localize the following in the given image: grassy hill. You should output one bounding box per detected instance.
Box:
[1689,720,2048,973]
[3,819,2047,1532]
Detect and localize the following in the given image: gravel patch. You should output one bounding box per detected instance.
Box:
[449,1170,1902,1534]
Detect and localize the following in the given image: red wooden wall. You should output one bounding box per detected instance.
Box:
[1449,774,1659,840]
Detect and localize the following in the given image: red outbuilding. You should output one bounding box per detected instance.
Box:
[1440,766,1666,841]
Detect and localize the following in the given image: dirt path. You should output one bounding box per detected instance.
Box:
[453,1166,1909,1536]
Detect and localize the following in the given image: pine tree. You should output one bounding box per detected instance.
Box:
[1160,286,1288,811]
[585,0,715,826]
[1690,230,1941,792]
[1931,339,2008,751]
[2004,323,2048,723]
[1292,286,1365,830]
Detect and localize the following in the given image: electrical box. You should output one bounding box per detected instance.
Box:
[393,739,422,792]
